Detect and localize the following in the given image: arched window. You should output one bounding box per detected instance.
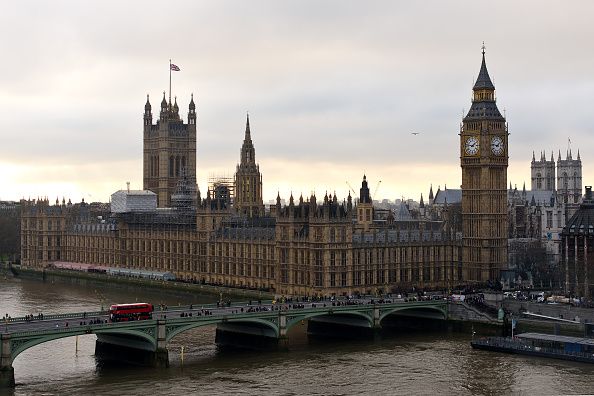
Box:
[175,156,180,177]
[563,172,568,189]
[169,156,174,177]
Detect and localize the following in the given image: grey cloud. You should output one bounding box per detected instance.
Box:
[2,0,594,201]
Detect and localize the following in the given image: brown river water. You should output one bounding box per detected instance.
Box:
[1,275,593,395]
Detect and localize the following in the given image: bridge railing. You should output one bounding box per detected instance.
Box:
[8,319,158,338]
[159,299,275,313]
[5,310,109,324]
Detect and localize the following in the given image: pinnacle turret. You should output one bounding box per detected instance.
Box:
[189,93,195,110]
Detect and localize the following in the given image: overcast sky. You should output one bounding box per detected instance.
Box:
[2,1,594,204]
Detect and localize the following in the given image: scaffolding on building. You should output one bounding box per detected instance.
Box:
[208,172,235,207]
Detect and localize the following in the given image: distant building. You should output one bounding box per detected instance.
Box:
[561,186,594,299]
[110,190,157,213]
[0,200,20,261]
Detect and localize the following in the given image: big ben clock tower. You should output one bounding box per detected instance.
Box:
[460,45,508,283]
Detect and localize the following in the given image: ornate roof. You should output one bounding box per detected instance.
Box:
[473,50,495,90]
[465,101,503,120]
[433,189,462,205]
[464,48,505,121]
[562,186,594,236]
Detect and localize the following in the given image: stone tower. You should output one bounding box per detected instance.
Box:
[557,149,582,204]
[143,92,197,207]
[357,175,373,231]
[460,47,508,283]
[531,151,555,191]
[234,114,264,217]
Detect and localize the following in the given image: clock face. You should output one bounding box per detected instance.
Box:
[491,136,504,155]
[464,136,479,156]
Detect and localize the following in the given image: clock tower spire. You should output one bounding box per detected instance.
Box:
[460,45,508,283]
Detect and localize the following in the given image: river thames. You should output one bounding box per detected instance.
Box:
[1,275,593,395]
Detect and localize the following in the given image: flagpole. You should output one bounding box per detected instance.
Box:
[169,59,172,105]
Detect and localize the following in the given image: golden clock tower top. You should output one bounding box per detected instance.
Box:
[464,46,504,122]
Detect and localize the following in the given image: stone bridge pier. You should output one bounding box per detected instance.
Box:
[0,335,15,388]
[155,321,169,367]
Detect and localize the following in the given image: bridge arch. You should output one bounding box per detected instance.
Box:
[379,304,447,323]
[285,310,373,332]
[166,317,280,342]
[11,327,157,362]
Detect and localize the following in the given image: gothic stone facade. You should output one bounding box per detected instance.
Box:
[143,93,197,208]
[21,177,462,297]
[21,116,463,296]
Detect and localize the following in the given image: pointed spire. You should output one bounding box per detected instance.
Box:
[532,151,535,162]
[145,94,151,112]
[569,149,572,160]
[473,43,495,90]
[161,91,167,109]
[429,184,434,200]
[522,182,526,193]
[551,151,554,162]
[245,112,251,141]
[577,149,581,161]
[419,194,425,208]
[558,150,562,161]
[189,93,195,110]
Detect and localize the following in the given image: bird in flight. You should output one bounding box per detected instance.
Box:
[411,132,420,135]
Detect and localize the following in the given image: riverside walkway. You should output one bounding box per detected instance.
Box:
[0,298,447,388]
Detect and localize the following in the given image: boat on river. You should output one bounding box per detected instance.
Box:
[471,332,594,364]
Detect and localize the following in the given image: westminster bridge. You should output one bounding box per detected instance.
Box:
[0,298,449,388]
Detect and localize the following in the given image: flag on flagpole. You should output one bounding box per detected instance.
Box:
[170,64,180,71]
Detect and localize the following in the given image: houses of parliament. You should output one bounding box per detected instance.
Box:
[20,50,509,296]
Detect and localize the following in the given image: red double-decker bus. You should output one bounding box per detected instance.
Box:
[109,303,154,322]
